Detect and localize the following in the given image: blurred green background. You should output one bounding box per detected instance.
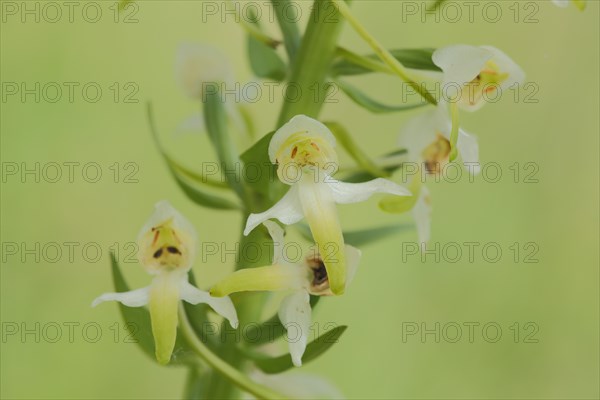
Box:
[1,1,598,399]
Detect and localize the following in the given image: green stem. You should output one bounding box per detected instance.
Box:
[229,0,281,48]
[330,0,437,105]
[277,0,349,125]
[178,306,287,400]
[271,0,301,61]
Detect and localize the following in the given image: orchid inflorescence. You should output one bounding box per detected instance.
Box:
[92,2,584,399]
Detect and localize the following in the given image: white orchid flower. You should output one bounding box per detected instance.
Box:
[174,42,246,136]
[552,0,586,10]
[244,115,410,295]
[92,201,238,365]
[432,44,525,112]
[400,105,480,244]
[400,103,480,176]
[211,221,361,366]
[380,105,480,244]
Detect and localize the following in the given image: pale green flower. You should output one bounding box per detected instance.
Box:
[433,45,525,111]
[92,201,238,364]
[174,42,245,135]
[244,115,409,295]
[381,104,480,244]
[212,221,361,366]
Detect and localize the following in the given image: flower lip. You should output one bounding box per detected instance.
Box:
[137,201,198,274]
[306,254,331,295]
[422,133,451,175]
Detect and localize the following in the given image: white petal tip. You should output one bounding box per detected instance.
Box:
[91,298,102,307]
[230,320,239,329]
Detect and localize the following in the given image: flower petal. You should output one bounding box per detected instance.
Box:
[552,0,570,7]
[433,44,493,87]
[149,273,182,365]
[91,287,150,308]
[298,172,346,295]
[326,176,411,204]
[398,104,451,162]
[244,185,304,236]
[268,115,336,164]
[480,45,526,90]
[210,265,306,297]
[278,291,311,367]
[413,186,432,245]
[175,42,234,99]
[457,129,481,175]
[344,245,362,289]
[263,221,285,265]
[179,281,238,329]
[175,112,205,135]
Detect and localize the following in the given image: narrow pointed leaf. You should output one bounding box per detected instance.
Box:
[204,91,251,205]
[171,172,240,210]
[240,131,286,202]
[246,6,286,81]
[325,121,388,178]
[427,0,447,12]
[340,149,408,183]
[336,80,427,113]
[146,103,239,210]
[332,48,440,76]
[296,223,412,247]
[248,29,287,81]
[251,325,348,374]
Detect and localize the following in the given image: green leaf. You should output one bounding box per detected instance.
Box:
[110,253,155,360]
[248,34,287,81]
[240,132,287,203]
[251,325,348,374]
[336,80,427,113]
[204,91,248,203]
[427,0,446,12]
[325,121,388,178]
[109,253,195,365]
[246,5,286,81]
[332,48,440,76]
[147,102,228,189]
[338,148,408,183]
[295,223,412,247]
[146,103,240,210]
[170,171,240,210]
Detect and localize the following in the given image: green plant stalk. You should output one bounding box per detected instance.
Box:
[199,2,349,398]
[179,306,287,400]
[271,0,301,61]
[277,0,349,125]
[330,0,437,105]
[228,0,281,48]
